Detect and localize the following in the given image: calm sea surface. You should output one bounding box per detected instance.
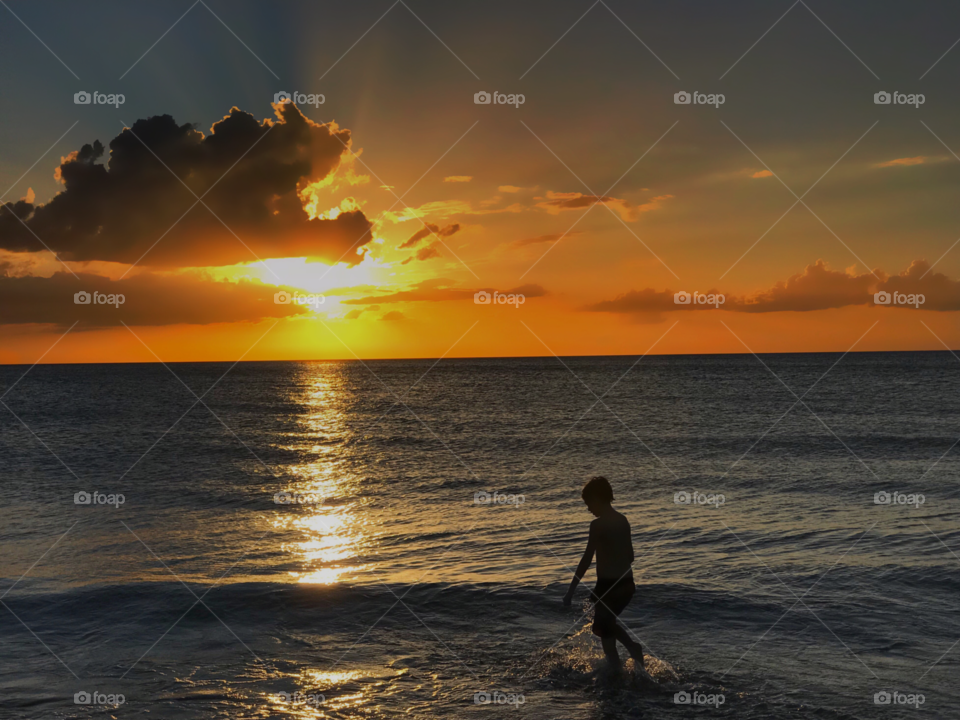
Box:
[1,353,958,718]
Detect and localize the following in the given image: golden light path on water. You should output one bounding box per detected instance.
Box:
[272,365,367,586]
[263,670,368,718]
[262,368,419,717]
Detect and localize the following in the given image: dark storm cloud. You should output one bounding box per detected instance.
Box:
[0,269,309,328]
[0,104,373,268]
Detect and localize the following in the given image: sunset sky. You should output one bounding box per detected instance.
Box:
[3,0,960,364]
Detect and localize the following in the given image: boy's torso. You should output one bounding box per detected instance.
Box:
[592,511,633,580]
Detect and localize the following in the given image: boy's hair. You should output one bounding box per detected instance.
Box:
[581,476,613,504]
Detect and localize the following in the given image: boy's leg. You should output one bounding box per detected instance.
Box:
[613,624,645,667]
[609,582,644,667]
[593,596,622,667]
[601,636,621,667]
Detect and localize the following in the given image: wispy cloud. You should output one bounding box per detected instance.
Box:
[874,155,949,168]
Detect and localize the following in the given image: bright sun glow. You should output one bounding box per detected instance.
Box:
[211,255,388,292]
[204,255,394,319]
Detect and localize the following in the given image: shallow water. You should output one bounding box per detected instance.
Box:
[1,353,957,718]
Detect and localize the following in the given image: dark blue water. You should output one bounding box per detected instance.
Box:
[1,353,957,718]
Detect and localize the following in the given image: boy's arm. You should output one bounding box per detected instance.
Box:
[563,524,596,605]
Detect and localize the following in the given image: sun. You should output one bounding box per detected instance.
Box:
[209,254,389,294]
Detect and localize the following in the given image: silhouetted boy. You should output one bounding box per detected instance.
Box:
[563,476,644,669]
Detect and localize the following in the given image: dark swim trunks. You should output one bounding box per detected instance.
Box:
[590,574,635,638]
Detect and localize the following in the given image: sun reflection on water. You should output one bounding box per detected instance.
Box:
[266,668,390,717]
[273,365,367,586]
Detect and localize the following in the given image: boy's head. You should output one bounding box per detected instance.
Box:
[581,476,613,515]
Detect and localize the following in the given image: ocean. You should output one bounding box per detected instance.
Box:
[1,353,957,719]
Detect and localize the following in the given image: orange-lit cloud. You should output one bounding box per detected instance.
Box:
[751,170,773,178]
[383,199,523,221]
[735,259,874,313]
[398,223,460,249]
[535,191,672,221]
[874,156,949,168]
[444,175,472,183]
[342,278,547,305]
[585,288,721,315]
[400,242,443,265]
[585,260,960,316]
[0,104,374,267]
[344,304,379,320]
[513,231,582,247]
[880,259,960,311]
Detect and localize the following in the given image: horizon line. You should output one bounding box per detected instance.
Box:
[2,346,958,368]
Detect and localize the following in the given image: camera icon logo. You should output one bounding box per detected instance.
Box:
[874,690,892,705]
[874,91,891,105]
[674,290,691,305]
[277,691,291,702]
[274,491,293,505]
[474,91,491,105]
[474,490,491,504]
[74,691,92,704]
[674,691,692,704]
[874,491,892,505]
[873,290,891,305]
[74,91,91,105]
[74,290,91,304]
[474,290,491,305]
[274,290,292,305]
[674,91,691,105]
[674,491,691,505]
[274,91,292,104]
[474,691,492,704]
[74,491,92,505]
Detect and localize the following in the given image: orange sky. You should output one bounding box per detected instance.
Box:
[4,3,960,364]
